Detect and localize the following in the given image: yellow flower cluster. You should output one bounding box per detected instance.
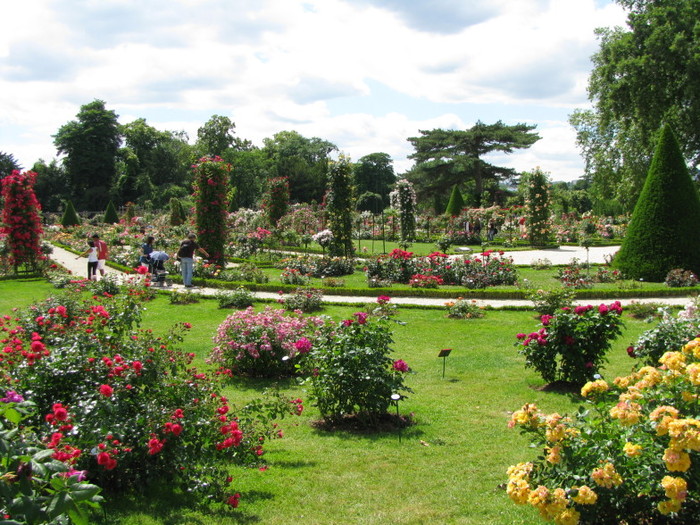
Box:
[658,476,688,515]
[591,462,623,488]
[580,379,608,398]
[506,461,597,525]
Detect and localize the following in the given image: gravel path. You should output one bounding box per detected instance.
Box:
[50,244,693,309]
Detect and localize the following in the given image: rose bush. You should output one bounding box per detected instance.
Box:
[507,337,700,523]
[210,306,325,377]
[515,302,624,386]
[0,283,300,510]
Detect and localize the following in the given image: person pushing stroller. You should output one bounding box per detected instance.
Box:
[148,250,171,286]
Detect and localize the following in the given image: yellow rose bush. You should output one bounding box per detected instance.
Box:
[507,338,700,523]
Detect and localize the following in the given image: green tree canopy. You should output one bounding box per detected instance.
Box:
[53,100,121,210]
[263,131,337,204]
[196,115,249,157]
[352,152,396,210]
[0,152,22,178]
[406,121,540,212]
[571,0,700,211]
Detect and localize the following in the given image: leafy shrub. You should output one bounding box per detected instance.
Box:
[223,263,269,283]
[526,288,576,316]
[594,266,623,283]
[321,277,345,287]
[169,290,200,304]
[627,307,699,366]
[215,286,254,309]
[280,267,311,286]
[364,295,398,319]
[665,268,699,288]
[445,298,485,319]
[1,288,298,509]
[312,257,355,277]
[556,259,594,289]
[210,306,325,377]
[0,398,103,523]
[625,300,667,320]
[302,314,412,424]
[279,287,324,312]
[530,258,552,270]
[367,277,392,288]
[408,273,443,289]
[515,302,624,386]
[507,337,700,523]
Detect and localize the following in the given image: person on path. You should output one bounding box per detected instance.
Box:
[91,234,109,278]
[140,235,154,266]
[173,233,209,287]
[76,240,98,280]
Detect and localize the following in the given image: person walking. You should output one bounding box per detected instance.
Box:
[174,233,209,287]
[91,234,109,278]
[76,240,98,280]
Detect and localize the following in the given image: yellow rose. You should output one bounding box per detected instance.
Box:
[661,476,688,501]
[663,448,691,472]
[571,485,597,505]
[623,442,643,457]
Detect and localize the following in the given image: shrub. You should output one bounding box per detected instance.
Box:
[215,286,254,309]
[61,201,81,228]
[103,201,119,224]
[526,288,576,316]
[530,258,552,270]
[326,156,354,257]
[627,307,699,366]
[1,288,298,509]
[556,259,594,289]
[1,170,45,271]
[625,300,667,320]
[210,306,325,377]
[279,287,324,313]
[0,398,103,522]
[595,267,623,283]
[223,263,269,284]
[445,298,485,319]
[665,268,699,288]
[614,124,700,281]
[280,267,311,286]
[193,156,229,265]
[515,302,624,386]
[169,290,200,304]
[321,277,345,287]
[408,273,443,289]
[507,337,700,523]
[302,314,412,424]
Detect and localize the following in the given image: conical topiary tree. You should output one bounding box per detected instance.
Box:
[445,185,465,217]
[61,201,81,227]
[103,201,119,224]
[614,124,700,281]
[169,198,185,226]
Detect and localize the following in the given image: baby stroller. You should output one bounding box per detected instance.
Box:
[148,251,171,286]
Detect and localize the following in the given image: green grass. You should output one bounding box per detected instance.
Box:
[0,280,654,524]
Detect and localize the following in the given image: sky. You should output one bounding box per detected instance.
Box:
[0,0,628,182]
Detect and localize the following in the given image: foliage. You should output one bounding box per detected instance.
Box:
[326,155,354,257]
[169,197,186,226]
[103,201,119,224]
[557,259,594,289]
[445,185,465,217]
[263,176,289,227]
[406,121,540,211]
[279,287,324,313]
[280,267,311,286]
[665,269,699,288]
[527,288,576,316]
[168,290,200,304]
[444,298,485,319]
[1,170,45,271]
[389,179,417,246]
[524,168,552,247]
[0,287,298,510]
[515,302,624,386]
[215,286,254,309]
[0,398,103,523]
[408,273,443,289]
[302,314,412,424]
[614,125,700,281]
[625,300,667,320]
[507,336,700,523]
[193,156,229,265]
[53,100,121,210]
[210,306,325,377]
[353,153,396,211]
[628,305,700,366]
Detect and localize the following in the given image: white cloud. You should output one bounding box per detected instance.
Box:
[0,0,628,181]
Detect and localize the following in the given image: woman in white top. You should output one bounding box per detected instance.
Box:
[77,240,99,280]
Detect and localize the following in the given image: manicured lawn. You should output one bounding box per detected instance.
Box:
[0,280,652,524]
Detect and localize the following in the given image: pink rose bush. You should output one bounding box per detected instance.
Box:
[210,306,325,377]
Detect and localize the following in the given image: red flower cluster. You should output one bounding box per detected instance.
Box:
[0,170,44,269]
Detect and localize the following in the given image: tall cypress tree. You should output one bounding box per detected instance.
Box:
[614,124,700,281]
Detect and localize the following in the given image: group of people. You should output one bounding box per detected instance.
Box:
[76,232,209,288]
